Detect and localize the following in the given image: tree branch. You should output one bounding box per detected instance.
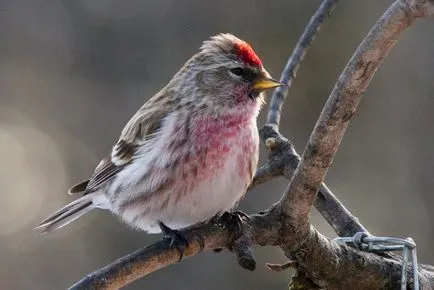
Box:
[258,0,368,238]
[68,0,434,289]
[255,124,368,237]
[69,211,281,290]
[277,0,434,287]
[266,0,338,128]
[280,0,425,224]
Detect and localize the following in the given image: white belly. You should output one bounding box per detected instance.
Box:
[155,147,253,231]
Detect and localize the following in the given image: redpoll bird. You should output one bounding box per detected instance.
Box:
[37,33,282,238]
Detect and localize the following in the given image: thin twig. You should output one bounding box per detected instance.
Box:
[68,0,434,289]
[260,0,368,238]
[314,183,369,236]
[266,0,338,128]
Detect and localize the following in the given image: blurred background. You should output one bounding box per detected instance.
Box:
[1,0,433,289]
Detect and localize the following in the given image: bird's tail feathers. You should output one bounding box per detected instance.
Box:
[35,193,96,234]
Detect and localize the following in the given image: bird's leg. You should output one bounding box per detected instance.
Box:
[158,221,189,262]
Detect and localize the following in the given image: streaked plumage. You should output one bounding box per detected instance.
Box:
[36,33,282,234]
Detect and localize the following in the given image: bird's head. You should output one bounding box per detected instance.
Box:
[170,34,283,113]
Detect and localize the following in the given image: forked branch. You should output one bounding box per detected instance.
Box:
[69,0,434,289]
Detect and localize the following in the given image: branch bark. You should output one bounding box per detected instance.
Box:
[266,0,338,128]
[69,211,282,290]
[258,0,367,237]
[277,0,434,287]
[280,0,424,225]
[69,0,434,289]
[255,125,368,237]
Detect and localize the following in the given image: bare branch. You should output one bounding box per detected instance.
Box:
[266,0,338,128]
[249,164,280,189]
[256,125,368,237]
[69,210,434,290]
[257,0,368,238]
[277,0,434,286]
[282,226,434,289]
[314,183,369,236]
[280,0,432,227]
[68,212,281,290]
[68,0,434,289]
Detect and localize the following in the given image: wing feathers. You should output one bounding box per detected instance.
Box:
[79,91,173,193]
[85,157,125,192]
[68,179,90,195]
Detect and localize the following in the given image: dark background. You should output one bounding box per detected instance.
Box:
[1,0,433,289]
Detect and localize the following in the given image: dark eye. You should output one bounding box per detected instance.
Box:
[229,67,244,76]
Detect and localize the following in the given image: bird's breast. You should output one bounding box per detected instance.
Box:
[111,111,260,232]
[163,112,259,208]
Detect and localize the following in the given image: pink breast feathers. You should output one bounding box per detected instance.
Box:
[175,114,256,193]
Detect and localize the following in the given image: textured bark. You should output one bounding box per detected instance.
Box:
[69,0,434,289]
[255,125,368,237]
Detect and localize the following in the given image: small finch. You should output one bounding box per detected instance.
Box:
[36,33,282,239]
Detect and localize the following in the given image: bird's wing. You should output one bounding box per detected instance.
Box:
[70,95,172,195]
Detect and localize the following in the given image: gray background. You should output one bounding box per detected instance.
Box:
[1,0,433,289]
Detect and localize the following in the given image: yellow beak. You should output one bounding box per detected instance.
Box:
[252,78,284,92]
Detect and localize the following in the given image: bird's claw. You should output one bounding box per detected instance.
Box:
[158,221,189,262]
[232,210,250,221]
[220,211,249,230]
[211,211,249,253]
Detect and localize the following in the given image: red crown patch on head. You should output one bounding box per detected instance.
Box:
[234,41,262,67]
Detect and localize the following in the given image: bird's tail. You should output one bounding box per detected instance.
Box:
[35,193,97,234]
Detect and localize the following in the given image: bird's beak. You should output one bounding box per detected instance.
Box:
[252,77,284,92]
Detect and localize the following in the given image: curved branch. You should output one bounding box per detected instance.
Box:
[68,212,281,290]
[278,0,434,286]
[280,0,432,225]
[69,209,434,290]
[259,0,368,238]
[266,0,338,128]
[68,0,434,289]
[256,124,368,237]
[68,226,226,289]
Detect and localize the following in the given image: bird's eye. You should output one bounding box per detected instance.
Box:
[229,67,245,76]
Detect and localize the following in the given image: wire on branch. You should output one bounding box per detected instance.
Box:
[69,0,434,289]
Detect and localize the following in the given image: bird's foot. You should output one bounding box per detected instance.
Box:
[212,211,249,254]
[220,210,249,230]
[158,221,189,262]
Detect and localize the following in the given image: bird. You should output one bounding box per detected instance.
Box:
[36,33,282,244]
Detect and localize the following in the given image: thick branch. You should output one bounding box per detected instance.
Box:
[68,0,434,289]
[282,226,434,289]
[278,0,434,287]
[69,211,281,290]
[255,125,368,237]
[259,0,368,238]
[280,0,425,225]
[70,211,434,290]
